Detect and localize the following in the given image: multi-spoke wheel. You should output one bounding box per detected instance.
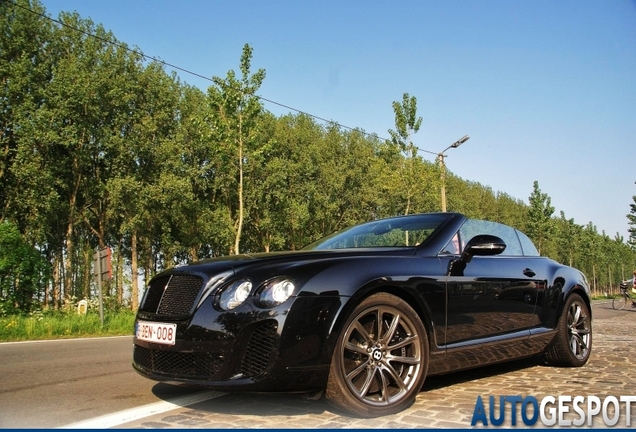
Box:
[545,293,592,367]
[612,295,627,310]
[325,293,428,417]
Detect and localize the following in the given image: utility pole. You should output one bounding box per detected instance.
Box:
[437,135,470,212]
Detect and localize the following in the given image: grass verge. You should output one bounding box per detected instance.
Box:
[0,311,136,342]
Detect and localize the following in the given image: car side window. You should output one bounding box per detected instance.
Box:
[459,219,523,256]
[516,229,540,256]
[440,232,462,255]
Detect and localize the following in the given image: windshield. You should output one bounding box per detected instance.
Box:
[303,214,449,250]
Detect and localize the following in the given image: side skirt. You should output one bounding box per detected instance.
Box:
[428,329,556,376]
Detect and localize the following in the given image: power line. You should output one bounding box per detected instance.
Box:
[8,0,439,157]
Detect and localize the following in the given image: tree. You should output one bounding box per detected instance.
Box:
[579,222,601,292]
[108,61,182,309]
[555,211,581,267]
[388,93,423,215]
[247,113,325,250]
[526,181,555,255]
[389,93,423,153]
[0,221,50,314]
[28,11,147,304]
[0,0,53,230]
[627,181,636,249]
[207,44,266,255]
[493,192,527,228]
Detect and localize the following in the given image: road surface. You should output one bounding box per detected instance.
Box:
[0,336,202,428]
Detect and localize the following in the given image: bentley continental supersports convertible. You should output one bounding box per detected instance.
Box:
[133,212,592,417]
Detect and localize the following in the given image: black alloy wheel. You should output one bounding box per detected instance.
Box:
[325,293,428,417]
[546,293,592,367]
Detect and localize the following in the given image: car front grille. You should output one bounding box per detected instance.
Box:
[134,345,223,379]
[140,274,204,316]
[240,320,278,377]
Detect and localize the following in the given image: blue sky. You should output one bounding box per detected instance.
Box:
[41,0,636,239]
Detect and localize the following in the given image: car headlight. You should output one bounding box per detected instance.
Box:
[196,271,233,309]
[217,279,252,310]
[257,278,295,308]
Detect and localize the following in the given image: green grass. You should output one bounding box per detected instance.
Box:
[0,311,136,342]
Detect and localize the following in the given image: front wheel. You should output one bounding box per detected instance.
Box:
[545,293,592,367]
[612,295,627,310]
[325,293,428,417]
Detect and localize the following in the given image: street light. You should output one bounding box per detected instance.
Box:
[437,135,469,212]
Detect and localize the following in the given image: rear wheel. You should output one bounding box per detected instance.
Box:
[325,293,428,417]
[546,293,591,367]
[612,295,627,310]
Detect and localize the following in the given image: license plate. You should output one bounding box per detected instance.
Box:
[135,321,177,345]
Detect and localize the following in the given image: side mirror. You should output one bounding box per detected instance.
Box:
[447,234,506,276]
[462,234,506,262]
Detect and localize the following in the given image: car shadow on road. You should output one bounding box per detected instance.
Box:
[151,382,216,400]
[157,388,333,418]
[421,356,540,392]
[146,357,543,421]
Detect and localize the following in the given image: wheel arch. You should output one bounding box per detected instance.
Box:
[568,285,592,319]
[553,272,593,323]
[323,280,438,364]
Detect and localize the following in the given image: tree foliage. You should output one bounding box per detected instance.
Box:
[526,181,555,255]
[0,221,50,314]
[627,181,636,249]
[207,43,265,255]
[387,93,432,215]
[1,0,634,314]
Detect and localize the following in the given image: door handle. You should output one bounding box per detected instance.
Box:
[523,268,536,278]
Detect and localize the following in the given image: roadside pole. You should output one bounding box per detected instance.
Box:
[93,247,112,326]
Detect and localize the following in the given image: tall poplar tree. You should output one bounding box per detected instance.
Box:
[207,44,265,255]
[388,93,423,215]
[0,0,54,236]
[627,181,636,250]
[526,181,555,255]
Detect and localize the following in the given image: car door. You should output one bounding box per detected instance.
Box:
[441,220,540,348]
[444,255,538,346]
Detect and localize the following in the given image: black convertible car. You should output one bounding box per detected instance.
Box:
[133,212,592,417]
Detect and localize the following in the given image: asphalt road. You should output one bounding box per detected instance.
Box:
[0,336,202,428]
[0,300,633,428]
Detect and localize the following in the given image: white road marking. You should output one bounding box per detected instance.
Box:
[58,390,224,429]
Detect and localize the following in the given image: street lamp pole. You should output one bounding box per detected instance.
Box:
[437,135,469,212]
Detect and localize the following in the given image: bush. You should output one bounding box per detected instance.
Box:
[0,221,51,314]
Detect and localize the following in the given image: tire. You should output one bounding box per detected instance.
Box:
[545,293,592,367]
[612,295,627,310]
[325,293,428,417]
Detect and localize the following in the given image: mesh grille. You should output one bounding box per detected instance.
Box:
[140,274,204,316]
[241,321,278,377]
[157,274,204,315]
[134,345,223,379]
[140,276,170,313]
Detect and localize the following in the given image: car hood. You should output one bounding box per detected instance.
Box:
[162,248,418,278]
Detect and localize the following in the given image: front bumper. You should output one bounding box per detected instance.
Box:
[132,294,343,392]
